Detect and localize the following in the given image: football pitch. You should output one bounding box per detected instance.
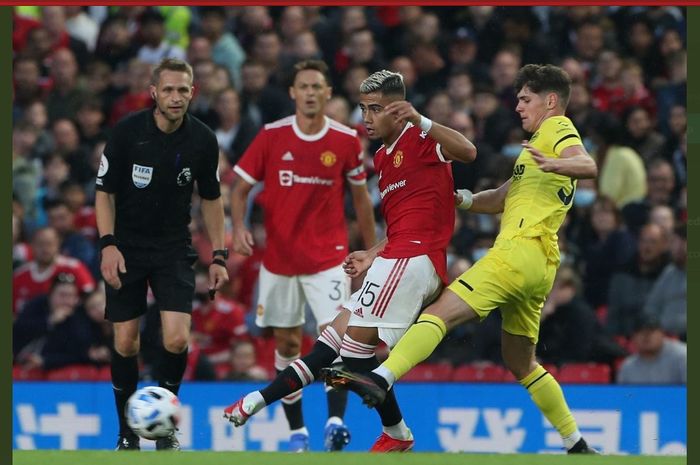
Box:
[13,451,687,465]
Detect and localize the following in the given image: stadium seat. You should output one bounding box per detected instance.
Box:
[542,363,559,378]
[45,364,100,381]
[557,363,611,384]
[452,363,507,382]
[401,362,453,382]
[13,365,45,381]
[214,361,232,380]
[96,365,112,381]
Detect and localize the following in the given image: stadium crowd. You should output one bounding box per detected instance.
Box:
[12,6,687,385]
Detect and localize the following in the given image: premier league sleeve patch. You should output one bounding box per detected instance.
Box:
[132,164,154,188]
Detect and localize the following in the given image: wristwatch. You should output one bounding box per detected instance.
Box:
[212,248,229,260]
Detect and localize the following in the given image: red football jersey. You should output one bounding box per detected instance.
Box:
[234,116,366,275]
[12,255,96,314]
[191,297,248,358]
[375,123,454,283]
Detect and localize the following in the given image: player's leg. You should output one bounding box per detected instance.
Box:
[328,255,445,451]
[272,325,309,450]
[341,325,414,451]
[501,331,596,454]
[324,252,503,405]
[301,265,352,451]
[224,310,349,426]
[248,266,309,450]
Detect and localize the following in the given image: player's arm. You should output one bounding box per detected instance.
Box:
[95,190,126,289]
[230,176,255,256]
[349,183,377,248]
[456,178,512,214]
[524,142,598,179]
[385,101,476,163]
[343,237,387,278]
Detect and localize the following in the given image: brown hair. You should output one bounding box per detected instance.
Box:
[152,58,193,86]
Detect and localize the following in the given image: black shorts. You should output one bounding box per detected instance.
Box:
[105,245,198,322]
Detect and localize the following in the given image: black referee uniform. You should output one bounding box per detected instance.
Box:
[96,108,220,321]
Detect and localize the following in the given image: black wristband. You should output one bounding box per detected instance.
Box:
[211,258,227,268]
[99,234,117,251]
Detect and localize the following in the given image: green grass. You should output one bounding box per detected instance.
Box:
[13,451,687,465]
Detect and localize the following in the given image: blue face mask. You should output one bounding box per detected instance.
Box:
[472,247,489,261]
[574,188,596,207]
[583,137,598,155]
[502,143,522,158]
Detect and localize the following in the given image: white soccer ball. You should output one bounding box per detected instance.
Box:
[126,386,181,440]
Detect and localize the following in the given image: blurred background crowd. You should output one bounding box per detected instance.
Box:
[12,5,687,385]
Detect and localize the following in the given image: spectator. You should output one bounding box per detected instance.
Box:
[616,315,686,385]
[622,106,666,165]
[643,223,686,340]
[191,266,249,365]
[51,118,94,185]
[46,47,89,123]
[12,121,43,227]
[40,6,90,70]
[186,34,212,65]
[589,113,647,208]
[13,56,48,113]
[211,87,258,166]
[75,97,109,152]
[83,285,113,366]
[622,158,677,235]
[108,59,152,126]
[648,204,675,236]
[537,266,601,365]
[136,8,186,65]
[94,15,137,72]
[580,196,636,309]
[13,272,94,371]
[198,6,246,90]
[239,59,293,126]
[489,47,521,110]
[64,6,99,52]
[60,180,98,241]
[606,223,669,337]
[45,199,99,278]
[12,226,95,315]
[225,340,269,381]
[446,68,474,115]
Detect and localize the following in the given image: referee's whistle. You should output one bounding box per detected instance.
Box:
[208,289,216,301]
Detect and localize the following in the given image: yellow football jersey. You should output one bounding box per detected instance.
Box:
[499,115,583,263]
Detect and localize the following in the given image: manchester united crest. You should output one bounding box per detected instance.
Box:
[320,151,337,167]
[393,150,404,168]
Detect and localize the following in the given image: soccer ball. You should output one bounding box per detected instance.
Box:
[126,386,181,440]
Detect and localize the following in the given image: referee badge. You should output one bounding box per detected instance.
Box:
[177,167,192,186]
[132,164,153,188]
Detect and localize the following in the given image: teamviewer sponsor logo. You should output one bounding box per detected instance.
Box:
[278,170,334,187]
[379,179,407,199]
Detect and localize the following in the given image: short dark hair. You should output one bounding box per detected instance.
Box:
[152,58,193,86]
[291,59,331,86]
[514,64,572,108]
[359,70,406,99]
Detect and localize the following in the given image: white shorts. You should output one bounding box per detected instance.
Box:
[256,263,350,330]
[347,255,442,347]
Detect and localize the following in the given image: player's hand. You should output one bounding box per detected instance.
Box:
[343,250,375,278]
[101,245,126,290]
[233,226,254,256]
[208,262,229,298]
[523,141,560,173]
[384,101,421,126]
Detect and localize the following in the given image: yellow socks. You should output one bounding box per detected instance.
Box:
[520,364,578,438]
[383,313,447,380]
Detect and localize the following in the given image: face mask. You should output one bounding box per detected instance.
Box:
[502,143,522,158]
[583,137,598,155]
[472,247,489,261]
[574,188,596,207]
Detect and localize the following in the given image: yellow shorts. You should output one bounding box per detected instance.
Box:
[448,237,557,344]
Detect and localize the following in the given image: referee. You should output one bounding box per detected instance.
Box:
[95,58,229,451]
